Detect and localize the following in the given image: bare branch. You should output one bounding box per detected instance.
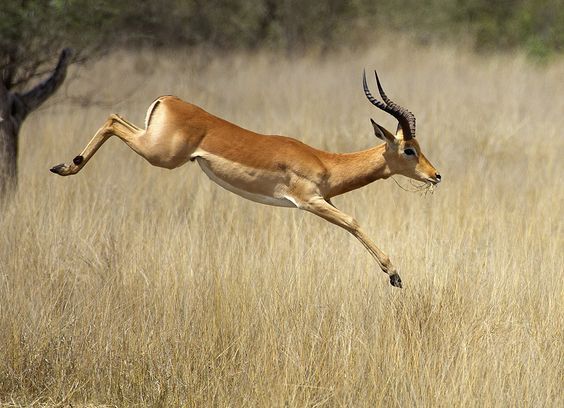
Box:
[19,48,72,118]
[8,58,50,89]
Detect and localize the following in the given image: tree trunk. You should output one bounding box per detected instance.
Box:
[0,82,20,197]
[0,48,71,200]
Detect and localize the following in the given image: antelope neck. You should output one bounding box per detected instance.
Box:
[324,143,391,197]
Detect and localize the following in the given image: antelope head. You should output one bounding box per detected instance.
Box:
[363,70,441,185]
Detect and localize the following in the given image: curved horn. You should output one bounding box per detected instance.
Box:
[362,70,416,140]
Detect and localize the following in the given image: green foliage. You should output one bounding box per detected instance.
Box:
[449,0,563,57]
[0,0,117,89]
[1,0,562,81]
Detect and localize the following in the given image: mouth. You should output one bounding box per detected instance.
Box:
[425,171,442,185]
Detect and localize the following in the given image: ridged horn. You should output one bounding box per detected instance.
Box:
[362,69,416,140]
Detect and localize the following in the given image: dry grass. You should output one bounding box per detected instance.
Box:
[0,41,562,406]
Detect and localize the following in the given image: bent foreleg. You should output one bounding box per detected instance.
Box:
[302,196,402,288]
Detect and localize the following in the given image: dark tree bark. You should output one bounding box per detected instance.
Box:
[0,48,71,198]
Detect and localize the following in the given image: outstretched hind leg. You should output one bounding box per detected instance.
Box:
[50,114,145,176]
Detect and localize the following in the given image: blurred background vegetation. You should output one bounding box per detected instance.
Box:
[1,0,562,75]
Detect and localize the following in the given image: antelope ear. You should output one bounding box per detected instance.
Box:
[395,123,406,140]
[370,119,396,144]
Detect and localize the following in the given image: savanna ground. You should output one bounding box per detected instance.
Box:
[0,40,562,406]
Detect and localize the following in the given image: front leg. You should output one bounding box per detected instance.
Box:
[301,196,402,288]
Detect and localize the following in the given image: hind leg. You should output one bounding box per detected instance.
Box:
[50,114,145,176]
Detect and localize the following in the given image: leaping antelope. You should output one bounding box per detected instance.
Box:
[50,70,441,288]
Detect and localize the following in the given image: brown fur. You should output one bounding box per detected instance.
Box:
[50,95,441,287]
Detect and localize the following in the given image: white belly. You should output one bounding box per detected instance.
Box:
[195,157,296,208]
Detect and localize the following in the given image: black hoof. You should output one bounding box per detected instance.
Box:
[389,273,403,288]
[50,163,65,174]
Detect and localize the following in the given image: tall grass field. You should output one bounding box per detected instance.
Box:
[1,42,562,406]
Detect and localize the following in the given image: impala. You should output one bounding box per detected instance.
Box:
[50,70,441,288]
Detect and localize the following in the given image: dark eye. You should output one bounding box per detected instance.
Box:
[404,148,416,156]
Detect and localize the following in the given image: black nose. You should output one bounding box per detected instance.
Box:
[435,173,441,181]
